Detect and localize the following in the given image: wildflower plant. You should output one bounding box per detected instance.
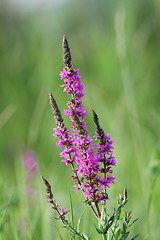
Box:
[41,36,139,239]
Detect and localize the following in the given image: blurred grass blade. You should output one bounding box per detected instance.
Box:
[28,86,47,145]
[0,104,16,129]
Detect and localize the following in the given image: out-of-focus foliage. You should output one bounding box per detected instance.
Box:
[0,0,160,239]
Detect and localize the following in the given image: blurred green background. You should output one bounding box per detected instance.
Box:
[0,0,160,239]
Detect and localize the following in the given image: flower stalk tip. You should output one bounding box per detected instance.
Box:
[49,92,64,127]
[123,187,128,201]
[41,176,69,218]
[62,35,72,68]
[92,110,104,138]
[41,176,54,204]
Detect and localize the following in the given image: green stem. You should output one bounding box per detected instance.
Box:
[61,217,86,240]
[95,201,101,219]
[110,217,118,240]
[102,233,108,240]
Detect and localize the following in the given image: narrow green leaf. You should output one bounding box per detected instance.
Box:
[115,229,121,239]
[131,234,140,240]
[77,205,87,232]
[120,231,129,240]
[69,193,75,229]
[128,218,139,228]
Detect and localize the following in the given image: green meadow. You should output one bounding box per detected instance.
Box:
[0,0,160,239]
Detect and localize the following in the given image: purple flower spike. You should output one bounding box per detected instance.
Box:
[50,36,116,211]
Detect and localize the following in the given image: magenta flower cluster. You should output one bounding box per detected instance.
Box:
[51,64,116,205]
[23,151,37,177]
